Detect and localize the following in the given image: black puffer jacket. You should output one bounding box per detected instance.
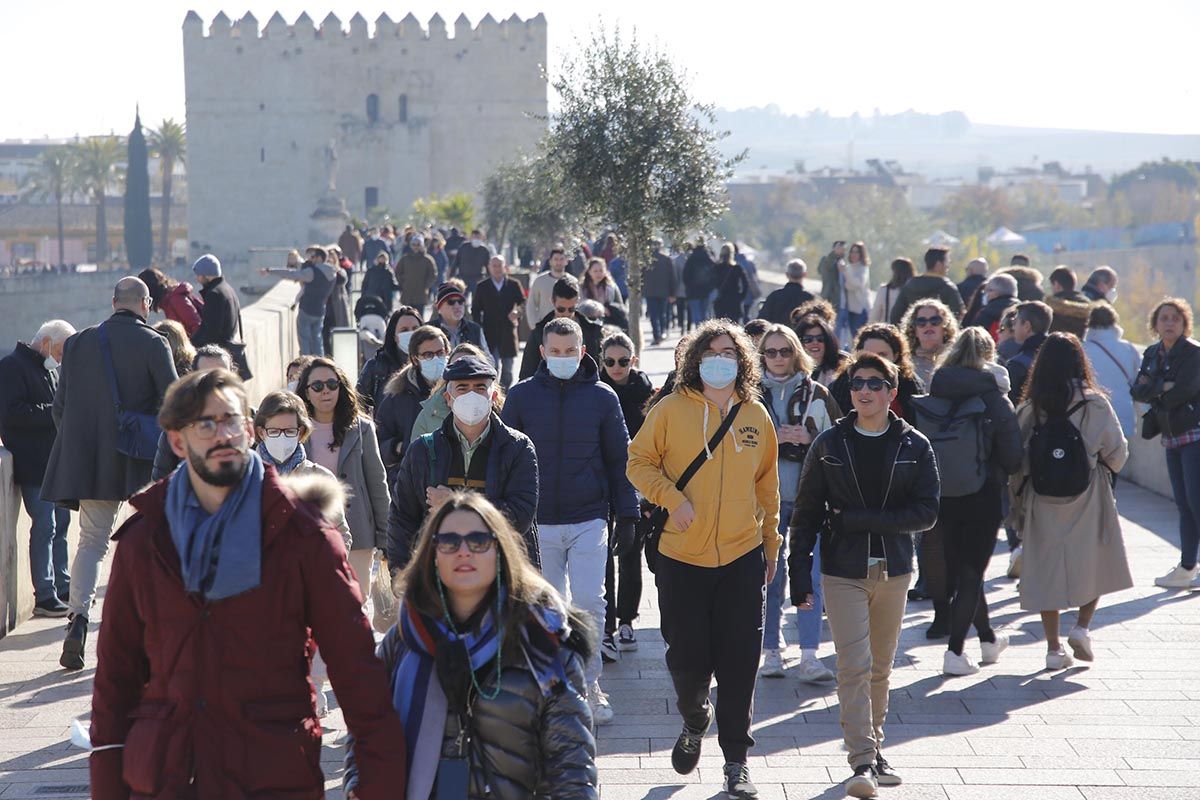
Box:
[357,312,410,409]
[373,366,431,481]
[1131,337,1200,439]
[788,411,939,599]
[344,606,598,800]
[600,368,655,437]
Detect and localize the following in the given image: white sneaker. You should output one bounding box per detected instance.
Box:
[589,681,614,726]
[315,685,330,718]
[943,649,980,676]
[980,633,1009,665]
[1046,648,1075,670]
[759,649,786,678]
[1006,546,1023,579]
[1067,628,1094,662]
[616,623,638,651]
[1155,564,1198,588]
[796,656,835,683]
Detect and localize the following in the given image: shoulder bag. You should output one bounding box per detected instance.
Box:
[98,323,161,461]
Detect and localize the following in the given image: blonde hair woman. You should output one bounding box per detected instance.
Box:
[900,298,959,387]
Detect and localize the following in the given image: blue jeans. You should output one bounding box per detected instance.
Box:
[764,500,824,650]
[489,346,514,391]
[1166,440,1200,570]
[20,484,69,603]
[297,309,325,356]
[646,297,668,341]
[687,299,710,328]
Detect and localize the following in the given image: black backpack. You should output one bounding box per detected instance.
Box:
[910,394,991,497]
[1028,400,1090,498]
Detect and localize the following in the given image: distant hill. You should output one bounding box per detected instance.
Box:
[716,106,1200,180]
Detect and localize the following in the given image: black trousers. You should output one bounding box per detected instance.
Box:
[604,538,645,633]
[656,546,765,764]
[940,494,1001,655]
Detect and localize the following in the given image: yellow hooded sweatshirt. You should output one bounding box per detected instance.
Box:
[627,388,781,568]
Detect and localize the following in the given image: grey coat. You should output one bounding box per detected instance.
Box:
[324,416,390,551]
[41,311,178,506]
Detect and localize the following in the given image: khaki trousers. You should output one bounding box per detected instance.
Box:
[823,564,912,767]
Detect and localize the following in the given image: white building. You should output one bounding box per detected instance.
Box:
[183,10,547,262]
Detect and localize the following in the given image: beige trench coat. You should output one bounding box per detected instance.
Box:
[1011,390,1133,611]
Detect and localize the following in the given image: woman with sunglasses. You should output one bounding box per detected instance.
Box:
[829,323,925,422]
[900,299,960,388]
[297,357,391,597]
[344,492,598,800]
[757,324,841,684]
[374,325,450,482]
[795,313,849,388]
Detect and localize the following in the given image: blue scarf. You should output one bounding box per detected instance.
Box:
[255,440,307,475]
[392,589,571,800]
[164,450,265,601]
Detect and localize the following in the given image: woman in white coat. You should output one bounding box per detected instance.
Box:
[1082,304,1141,438]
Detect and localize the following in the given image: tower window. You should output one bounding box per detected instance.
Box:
[365,187,379,210]
[366,94,379,124]
[398,94,408,123]
[260,147,265,163]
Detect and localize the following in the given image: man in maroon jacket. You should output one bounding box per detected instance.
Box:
[90,368,405,799]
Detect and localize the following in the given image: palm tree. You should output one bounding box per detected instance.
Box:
[70,136,124,263]
[19,147,72,266]
[148,119,186,263]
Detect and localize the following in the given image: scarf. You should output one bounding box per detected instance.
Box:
[164,450,265,601]
[392,590,571,800]
[255,440,307,475]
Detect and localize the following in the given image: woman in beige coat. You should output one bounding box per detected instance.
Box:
[1011,333,1132,670]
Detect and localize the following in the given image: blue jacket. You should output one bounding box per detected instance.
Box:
[387,412,540,570]
[502,357,638,526]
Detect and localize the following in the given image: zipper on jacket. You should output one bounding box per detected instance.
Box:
[878,438,905,573]
[555,381,565,523]
[840,428,870,574]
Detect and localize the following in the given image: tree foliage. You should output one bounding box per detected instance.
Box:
[410,192,477,231]
[124,112,154,270]
[148,118,186,262]
[483,149,590,257]
[71,135,124,263]
[19,147,72,266]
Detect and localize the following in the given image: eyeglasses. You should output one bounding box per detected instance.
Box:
[850,376,894,392]
[763,347,794,359]
[188,414,246,439]
[603,357,631,368]
[800,335,824,345]
[434,531,497,555]
[443,298,465,307]
[307,379,341,394]
[263,427,300,438]
[914,315,944,328]
[416,349,448,361]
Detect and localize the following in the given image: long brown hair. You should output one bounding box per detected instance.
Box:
[155,319,195,376]
[1021,332,1102,416]
[675,319,761,399]
[296,357,362,448]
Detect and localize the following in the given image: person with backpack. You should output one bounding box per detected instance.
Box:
[912,328,1022,675]
[1012,333,1131,670]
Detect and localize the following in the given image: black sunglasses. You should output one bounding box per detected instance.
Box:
[850,376,894,392]
[604,357,631,368]
[443,298,465,307]
[763,347,794,359]
[914,315,945,328]
[307,379,341,393]
[434,531,497,555]
[800,335,824,345]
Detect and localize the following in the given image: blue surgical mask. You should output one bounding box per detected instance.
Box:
[396,330,414,353]
[546,356,580,380]
[419,356,447,383]
[699,356,738,389]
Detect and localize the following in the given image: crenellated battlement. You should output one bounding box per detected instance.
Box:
[182,10,547,42]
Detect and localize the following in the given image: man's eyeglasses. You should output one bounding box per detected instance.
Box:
[850,376,894,392]
[914,315,944,328]
[416,350,448,361]
[444,298,465,307]
[262,427,300,438]
[307,379,341,394]
[762,347,794,359]
[188,414,246,440]
[603,357,631,368]
[434,531,497,555]
[800,335,824,345]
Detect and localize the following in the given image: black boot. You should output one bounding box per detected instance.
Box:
[60,615,88,671]
[926,600,949,640]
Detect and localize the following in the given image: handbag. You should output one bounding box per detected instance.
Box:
[224,314,253,381]
[641,402,743,573]
[98,323,161,461]
[370,551,398,633]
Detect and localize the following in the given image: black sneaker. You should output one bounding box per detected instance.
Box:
[34,596,70,618]
[60,614,88,671]
[875,752,902,786]
[846,764,878,798]
[670,703,713,775]
[56,589,70,606]
[723,761,758,798]
[600,634,619,663]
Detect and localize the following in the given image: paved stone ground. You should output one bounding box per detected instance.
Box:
[3,330,1200,798]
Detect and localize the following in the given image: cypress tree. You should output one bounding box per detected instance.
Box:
[124,109,154,269]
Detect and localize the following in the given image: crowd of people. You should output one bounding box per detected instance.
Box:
[0,231,1195,800]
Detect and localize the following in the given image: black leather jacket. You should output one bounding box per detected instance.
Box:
[788,411,939,599]
[1131,337,1200,440]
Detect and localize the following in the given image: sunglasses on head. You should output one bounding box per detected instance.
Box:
[915,315,944,328]
[800,335,824,345]
[763,347,794,359]
[603,357,631,368]
[850,376,894,392]
[434,530,497,555]
[307,379,341,393]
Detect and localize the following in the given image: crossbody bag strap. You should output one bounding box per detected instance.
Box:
[96,323,124,413]
[237,313,245,344]
[674,402,743,492]
[1090,339,1134,384]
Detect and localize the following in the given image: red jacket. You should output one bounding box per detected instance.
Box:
[160,282,205,337]
[90,469,406,799]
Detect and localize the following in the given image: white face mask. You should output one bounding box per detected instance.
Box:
[44,355,59,371]
[1106,288,1118,303]
[286,380,299,393]
[396,330,414,353]
[263,433,300,464]
[450,391,492,427]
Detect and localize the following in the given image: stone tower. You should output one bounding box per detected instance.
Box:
[182,10,547,263]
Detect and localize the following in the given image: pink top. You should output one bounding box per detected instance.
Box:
[308,420,341,474]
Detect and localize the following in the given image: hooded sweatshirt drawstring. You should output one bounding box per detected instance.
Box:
[703,396,742,460]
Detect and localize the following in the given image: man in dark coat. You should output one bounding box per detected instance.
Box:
[890,246,965,324]
[643,239,679,345]
[338,223,363,266]
[973,273,1020,342]
[387,356,539,570]
[958,257,988,305]
[360,250,399,311]
[42,277,178,669]
[90,368,406,799]
[191,253,242,349]
[518,275,603,381]
[361,228,390,268]
[1005,301,1053,405]
[431,281,489,352]
[0,318,76,616]
[451,229,493,300]
[682,239,717,325]
[472,254,525,389]
[758,258,814,325]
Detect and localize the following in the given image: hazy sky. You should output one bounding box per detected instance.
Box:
[3,0,1196,140]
